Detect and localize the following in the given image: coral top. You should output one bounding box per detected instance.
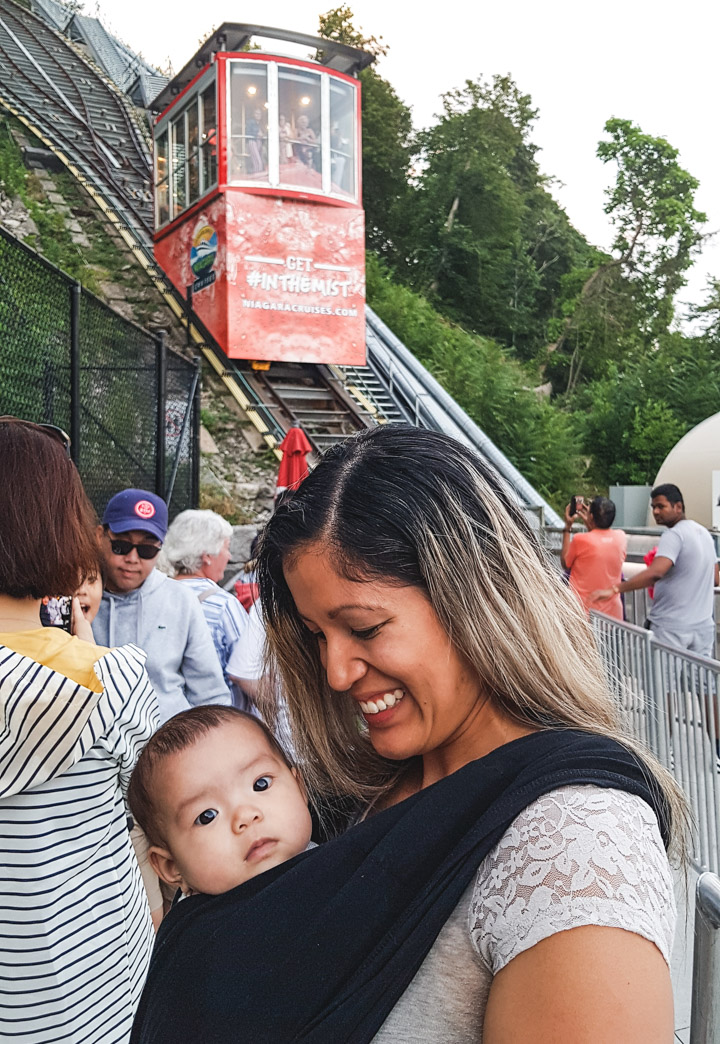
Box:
[565,528,627,619]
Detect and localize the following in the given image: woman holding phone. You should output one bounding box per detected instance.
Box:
[0,417,158,1043]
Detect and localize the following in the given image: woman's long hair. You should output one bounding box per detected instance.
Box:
[257,425,686,851]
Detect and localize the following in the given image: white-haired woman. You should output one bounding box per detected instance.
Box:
[161,509,252,709]
[132,426,683,1044]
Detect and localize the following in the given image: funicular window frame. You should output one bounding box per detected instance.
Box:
[226,57,358,205]
[154,68,218,230]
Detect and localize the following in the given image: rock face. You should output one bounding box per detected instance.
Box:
[230,524,261,568]
[0,191,39,239]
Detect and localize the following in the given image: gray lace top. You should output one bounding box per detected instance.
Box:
[371,784,675,1043]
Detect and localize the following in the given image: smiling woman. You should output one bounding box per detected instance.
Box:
[131,425,685,1044]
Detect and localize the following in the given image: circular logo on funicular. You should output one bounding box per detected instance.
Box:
[134,500,156,519]
[190,223,218,277]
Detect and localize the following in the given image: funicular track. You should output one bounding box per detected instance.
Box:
[0,0,151,226]
[0,1,564,524]
[0,0,380,461]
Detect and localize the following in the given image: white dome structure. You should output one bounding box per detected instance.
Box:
[650,411,720,529]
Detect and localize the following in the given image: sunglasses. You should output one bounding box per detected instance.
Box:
[0,416,71,456]
[108,539,161,560]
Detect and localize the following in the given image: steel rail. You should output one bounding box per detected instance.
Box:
[0,2,287,456]
[0,0,151,209]
[364,306,563,527]
[4,0,151,178]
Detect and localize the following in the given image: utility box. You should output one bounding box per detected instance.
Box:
[610,485,653,528]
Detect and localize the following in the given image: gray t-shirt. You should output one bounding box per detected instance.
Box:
[650,519,716,630]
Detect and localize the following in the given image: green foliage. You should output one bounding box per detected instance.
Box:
[579,370,685,486]
[198,485,255,526]
[0,119,104,292]
[576,326,720,486]
[550,119,707,397]
[402,75,592,361]
[597,118,706,310]
[366,254,584,507]
[0,123,26,197]
[317,5,387,57]
[317,8,413,265]
[358,69,413,263]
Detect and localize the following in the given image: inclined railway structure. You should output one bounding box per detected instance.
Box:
[0,0,561,525]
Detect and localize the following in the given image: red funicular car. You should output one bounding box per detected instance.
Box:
[151,24,373,366]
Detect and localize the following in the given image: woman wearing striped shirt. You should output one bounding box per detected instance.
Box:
[0,418,158,1043]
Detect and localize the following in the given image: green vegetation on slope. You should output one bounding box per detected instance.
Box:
[320,7,715,506]
[366,254,582,507]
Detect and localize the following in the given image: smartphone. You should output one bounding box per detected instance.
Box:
[569,495,585,517]
[40,595,73,632]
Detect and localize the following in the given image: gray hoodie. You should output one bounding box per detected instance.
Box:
[93,568,229,723]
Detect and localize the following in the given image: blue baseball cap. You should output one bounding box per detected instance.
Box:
[102,489,168,542]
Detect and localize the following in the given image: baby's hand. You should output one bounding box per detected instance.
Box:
[71,596,96,644]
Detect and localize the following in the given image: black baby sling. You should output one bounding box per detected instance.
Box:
[130,728,669,1044]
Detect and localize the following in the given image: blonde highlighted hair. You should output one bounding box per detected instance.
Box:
[257,425,686,852]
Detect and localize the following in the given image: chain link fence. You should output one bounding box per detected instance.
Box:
[0,224,199,517]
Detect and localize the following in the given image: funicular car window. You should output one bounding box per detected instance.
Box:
[187,103,200,204]
[329,78,355,199]
[201,86,218,190]
[155,71,217,229]
[229,62,269,183]
[171,113,187,213]
[278,67,323,191]
[156,128,169,226]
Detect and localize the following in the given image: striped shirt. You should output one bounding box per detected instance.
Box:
[175,578,250,704]
[0,640,158,1043]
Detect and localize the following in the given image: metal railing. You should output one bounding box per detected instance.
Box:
[544,528,720,657]
[365,306,563,529]
[591,612,720,875]
[691,872,720,1043]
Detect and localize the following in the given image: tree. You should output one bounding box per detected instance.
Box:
[551,119,706,391]
[598,119,705,309]
[317,7,414,264]
[407,76,590,359]
[575,321,720,487]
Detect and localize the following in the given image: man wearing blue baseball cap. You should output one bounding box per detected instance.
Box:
[93,489,229,724]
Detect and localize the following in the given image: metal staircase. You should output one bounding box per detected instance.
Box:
[333,361,411,425]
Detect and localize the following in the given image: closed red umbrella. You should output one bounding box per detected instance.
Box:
[276,426,312,498]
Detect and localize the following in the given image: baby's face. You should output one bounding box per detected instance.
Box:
[75,574,103,623]
[152,719,313,896]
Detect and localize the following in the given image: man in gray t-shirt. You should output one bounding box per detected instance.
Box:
[594,483,719,657]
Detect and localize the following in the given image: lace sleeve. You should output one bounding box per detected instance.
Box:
[469,785,676,975]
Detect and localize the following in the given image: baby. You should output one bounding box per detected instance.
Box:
[128,706,313,897]
[74,571,103,623]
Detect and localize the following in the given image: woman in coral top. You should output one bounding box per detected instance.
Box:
[561,496,627,619]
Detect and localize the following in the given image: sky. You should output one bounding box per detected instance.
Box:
[93,0,720,318]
